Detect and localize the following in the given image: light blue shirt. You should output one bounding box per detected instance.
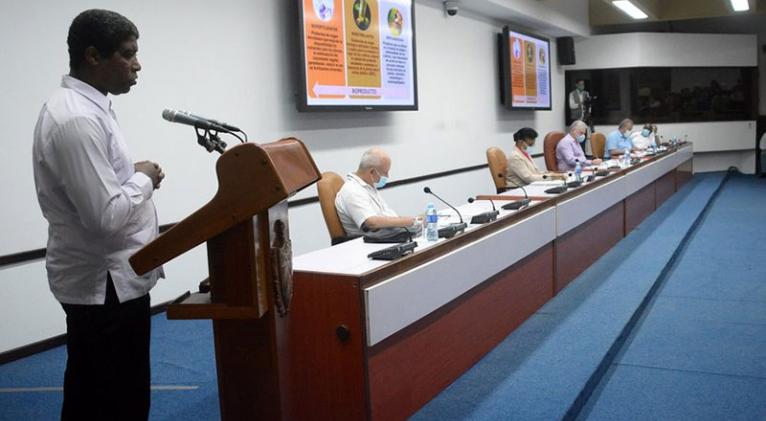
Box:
[605,130,633,159]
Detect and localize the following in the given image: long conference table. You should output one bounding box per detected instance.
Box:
[282,144,693,420]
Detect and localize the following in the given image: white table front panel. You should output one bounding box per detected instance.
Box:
[364,207,556,346]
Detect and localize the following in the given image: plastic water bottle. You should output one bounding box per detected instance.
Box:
[623,149,631,167]
[425,203,438,242]
[574,160,582,182]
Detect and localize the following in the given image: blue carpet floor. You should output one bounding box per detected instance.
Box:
[0,317,219,421]
[578,173,766,421]
[1,173,764,421]
[413,173,728,421]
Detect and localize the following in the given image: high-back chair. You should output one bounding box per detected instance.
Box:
[591,132,606,159]
[317,171,355,245]
[486,147,509,194]
[543,131,566,171]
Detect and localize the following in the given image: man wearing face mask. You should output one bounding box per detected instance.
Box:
[556,120,603,172]
[335,147,416,237]
[630,123,656,150]
[605,118,637,159]
[507,127,565,187]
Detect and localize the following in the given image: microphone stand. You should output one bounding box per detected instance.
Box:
[423,187,467,238]
[196,127,227,154]
[543,173,570,194]
[501,181,531,210]
[467,197,499,224]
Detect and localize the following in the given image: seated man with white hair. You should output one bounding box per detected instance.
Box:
[335,148,416,237]
[556,120,603,172]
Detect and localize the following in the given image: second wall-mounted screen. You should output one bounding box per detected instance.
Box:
[500,26,551,110]
[297,0,418,111]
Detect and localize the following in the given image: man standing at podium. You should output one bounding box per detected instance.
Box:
[32,10,164,421]
[335,148,416,236]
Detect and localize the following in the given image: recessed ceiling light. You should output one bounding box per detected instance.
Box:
[612,1,649,19]
[730,0,750,12]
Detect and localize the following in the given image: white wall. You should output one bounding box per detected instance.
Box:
[570,32,758,174]
[572,32,757,69]
[0,1,571,353]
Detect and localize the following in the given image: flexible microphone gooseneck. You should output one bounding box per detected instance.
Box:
[502,186,530,210]
[468,197,497,211]
[423,187,467,238]
[502,178,531,211]
[467,197,499,224]
[423,187,464,224]
[543,173,569,194]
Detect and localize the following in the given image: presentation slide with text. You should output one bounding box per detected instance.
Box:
[301,0,416,108]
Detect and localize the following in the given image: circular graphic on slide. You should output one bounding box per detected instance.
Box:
[388,8,403,36]
[313,0,334,21]
[538,48,546,65]
[353,0,372,31]
[526,43,535,64]
[512,39,521,60]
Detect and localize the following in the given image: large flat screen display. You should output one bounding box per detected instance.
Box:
[500,26,551,110]
[297,0,418,111]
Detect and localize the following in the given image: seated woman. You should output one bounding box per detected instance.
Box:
[506,127,565,188]
[631,123,657,150]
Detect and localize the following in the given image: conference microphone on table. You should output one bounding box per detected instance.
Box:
[543,173,570,194]
[567,171,583,188]
[501,181,531,211]
[367,238,419,261]
[361,224,416,244]
[423,187,467,238]
[467,197,499,224]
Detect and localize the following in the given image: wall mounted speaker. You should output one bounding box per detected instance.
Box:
[557,37,575,65]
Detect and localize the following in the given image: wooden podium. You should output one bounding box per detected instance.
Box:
[130,138,320,420]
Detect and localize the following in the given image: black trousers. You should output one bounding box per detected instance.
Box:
[60,275,151,421]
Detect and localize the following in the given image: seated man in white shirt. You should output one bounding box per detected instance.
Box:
[631,123,657,150]
[335,148,416,237]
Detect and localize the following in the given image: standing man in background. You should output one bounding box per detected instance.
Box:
[33,9,164,420]
[568,79,590,124]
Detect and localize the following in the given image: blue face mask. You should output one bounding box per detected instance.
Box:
[623,130,632,138]
[576,134,586,143]
[642,129,651,137]
[375,175,388,189]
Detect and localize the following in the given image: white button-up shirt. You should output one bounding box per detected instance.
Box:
[33,75,162,305]
[335,173,398,236]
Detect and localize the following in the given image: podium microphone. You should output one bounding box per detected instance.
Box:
[467,197,499,224]
[423,187,467,237]
[162,109,234,133]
